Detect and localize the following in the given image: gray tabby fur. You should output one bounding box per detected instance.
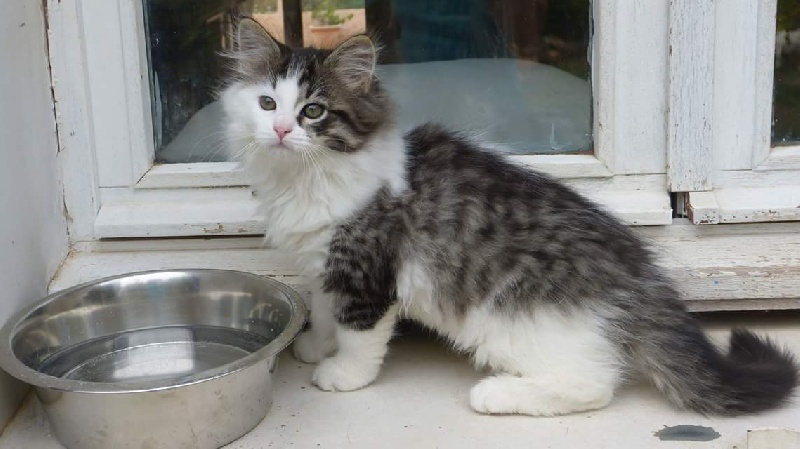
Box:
[221,19,797,417]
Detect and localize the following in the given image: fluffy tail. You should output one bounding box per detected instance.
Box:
[631,311,798,415]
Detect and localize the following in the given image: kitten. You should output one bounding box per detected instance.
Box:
[221,18,798,416]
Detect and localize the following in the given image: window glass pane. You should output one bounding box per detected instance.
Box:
[774,0,800,144]
[145,0,592,163]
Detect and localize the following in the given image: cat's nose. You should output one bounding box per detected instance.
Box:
[274,125,292,142]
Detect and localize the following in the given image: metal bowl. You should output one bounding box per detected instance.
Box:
[0,269,306,449]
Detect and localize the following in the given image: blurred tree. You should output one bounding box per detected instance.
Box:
[778,0,800,31]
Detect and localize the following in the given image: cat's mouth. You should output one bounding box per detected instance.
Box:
[269,142,294,152]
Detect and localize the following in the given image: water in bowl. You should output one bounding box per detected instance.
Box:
[37,325,271,383]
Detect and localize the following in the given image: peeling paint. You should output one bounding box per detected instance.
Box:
[204,224,225,234]
[47,249,76,293]
[40,0,63,154]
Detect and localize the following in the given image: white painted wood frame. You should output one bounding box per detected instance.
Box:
[48,0,101,241]
[684,0,800,224]
[50,220,800,313]
[667,0,714,192]
[50,0,674,241]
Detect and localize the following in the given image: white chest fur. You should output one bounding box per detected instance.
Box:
[244,130,408,277]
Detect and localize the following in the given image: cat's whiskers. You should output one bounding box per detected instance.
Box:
[299,143,326,182]
[228,140,260,162]
[303,147,325,181]
[213,133,257,160]
[285,138,334,181]
[305,142,334,164]
[298,148,312,180]
[186,130,233,161]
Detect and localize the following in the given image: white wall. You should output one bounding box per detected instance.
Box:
[0,0,69,431]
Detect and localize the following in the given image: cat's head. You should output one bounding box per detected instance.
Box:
[221,19,392,162]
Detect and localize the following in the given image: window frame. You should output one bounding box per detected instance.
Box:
[51,0,674,241]
[682,0,800,224]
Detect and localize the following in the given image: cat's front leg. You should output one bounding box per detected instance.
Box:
[312,302,399,392]
[293,285,338,364]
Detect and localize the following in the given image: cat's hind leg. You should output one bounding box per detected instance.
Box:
[465,306,623,416]
[469,372,617,416]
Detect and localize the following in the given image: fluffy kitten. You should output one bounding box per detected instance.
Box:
[221,18,797,416]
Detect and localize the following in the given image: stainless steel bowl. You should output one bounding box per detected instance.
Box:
[0,269,306,449]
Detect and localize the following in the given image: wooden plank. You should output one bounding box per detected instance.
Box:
[715,168,800,188]
[675,265,800,301]
[755,146,800,171]
[752,0,779,168]
[94,190,670,237]
[640,224,800,269]
[137,155,613,190]
[714,187,800,223]
[136,162,246,189]
[80,0,135,187]
[94,196,263,238]
[52,222,800,311]
[686,191,719,224]
[48,0,102,242]
[595,0,669,175]
[711,0,758,171]
[686,298,800,312]
[746,428,800,449]
[49,249,301,293]
[118,0,155,182]
[591,0,616,173]
[640,222,800,301]
[687,186,800,225]
[282,0,303,47]
[71,236,265,253]
[509,154,612,178]
[95,186,263,238]
[589,190,672,226]
[95,175,673,238]
[615,0,670,175]
[667,0,714,191]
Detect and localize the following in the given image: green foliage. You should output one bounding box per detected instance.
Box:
[778,0,800,31]
[302,0,363,10]
[252,0,278,14]
[307,0,354,26]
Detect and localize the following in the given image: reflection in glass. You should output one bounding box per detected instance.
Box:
[775,0,800,144]
[143,0,592,163]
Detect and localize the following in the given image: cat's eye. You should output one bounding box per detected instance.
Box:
[259,96,276,111]
[302,103,325,119]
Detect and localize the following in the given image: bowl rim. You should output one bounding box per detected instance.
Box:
[0,269,307,394]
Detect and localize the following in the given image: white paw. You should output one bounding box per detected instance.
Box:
[292,331,336,364]
[469,376,521,415]
[470,376,613,416]
[312,356,380,392]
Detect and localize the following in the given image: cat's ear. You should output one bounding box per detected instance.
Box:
[233,18,283,73]
[324,35,378,93]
